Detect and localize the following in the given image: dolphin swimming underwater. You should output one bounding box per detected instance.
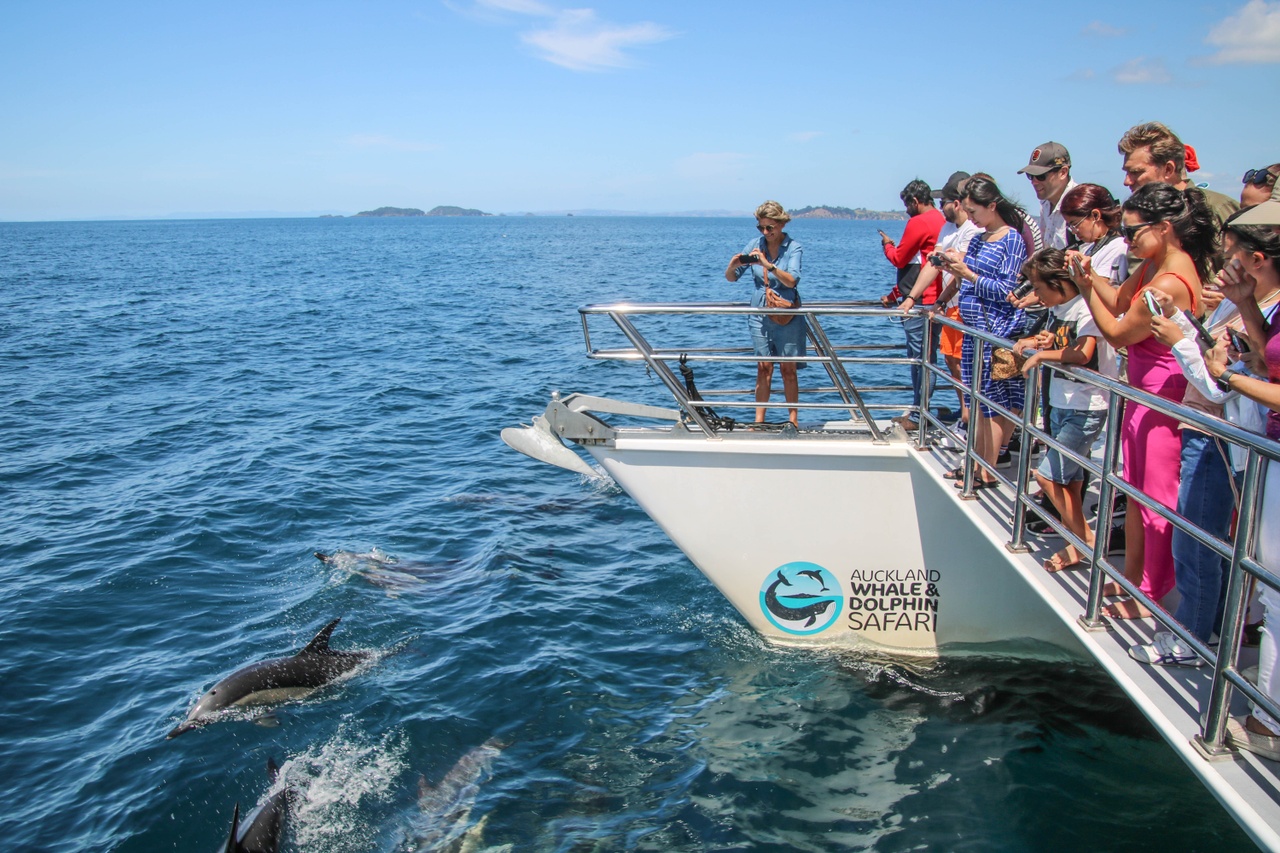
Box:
[168,618,373,739]
[221,758,293,853]
[407,738,506,852]
[315,549,453,592]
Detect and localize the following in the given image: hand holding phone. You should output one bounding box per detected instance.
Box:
[1182,310,1216,349]
[1142,289,1164,317]
[1228,328,1251,354]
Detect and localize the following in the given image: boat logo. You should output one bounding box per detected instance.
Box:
[759,562,843,635]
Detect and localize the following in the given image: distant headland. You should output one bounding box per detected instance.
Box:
[792,205,907,221]
[345,205,491,218]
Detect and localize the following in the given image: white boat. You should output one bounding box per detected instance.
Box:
[503,300,1280,850]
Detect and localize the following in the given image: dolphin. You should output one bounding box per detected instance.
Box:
[764,570,834,627]
[221,758,293,853]
[169,618,372,738]
[315,549,454,592]
[407,738,504,852]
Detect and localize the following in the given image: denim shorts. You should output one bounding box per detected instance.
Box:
[748,314,807,359]
[1038,407,1105,484]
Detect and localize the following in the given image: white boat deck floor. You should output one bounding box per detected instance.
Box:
[915,439,1280,851]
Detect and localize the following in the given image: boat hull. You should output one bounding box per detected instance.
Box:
[587,432,1084,656]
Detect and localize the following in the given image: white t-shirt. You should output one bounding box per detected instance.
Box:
[937,219,981,309]
[1046,294,1107,410]
[1084,235,1127,288]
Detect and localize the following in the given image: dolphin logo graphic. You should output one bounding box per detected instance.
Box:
[763,569,835,627]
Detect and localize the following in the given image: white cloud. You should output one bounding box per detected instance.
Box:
[1203,0,1280,64]
[522,8,674,71]
[1111,56,1173,84]
[1081,20,1127,37]
[344,135,439,153]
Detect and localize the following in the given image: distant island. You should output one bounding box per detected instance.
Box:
[351,205,490,217]
[792,205,907,221]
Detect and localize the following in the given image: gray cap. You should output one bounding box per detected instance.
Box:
[1017,142,1071,176]
[1233,180,1280,226]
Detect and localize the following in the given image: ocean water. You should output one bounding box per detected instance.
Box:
[0,216,1250,851]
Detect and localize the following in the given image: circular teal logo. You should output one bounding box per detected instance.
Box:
[759,562,843,635]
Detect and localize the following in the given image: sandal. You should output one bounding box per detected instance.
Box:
[955,478,999,491]
[943,466,968,480]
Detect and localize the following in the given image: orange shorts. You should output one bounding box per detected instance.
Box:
[940,306,964,359]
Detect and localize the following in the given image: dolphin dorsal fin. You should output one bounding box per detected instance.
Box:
[223,803,241,853]
[267,757,279,783]
[299,618,342,656]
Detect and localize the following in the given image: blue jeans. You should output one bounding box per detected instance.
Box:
[1171,430,1236,642]
[901,313,940,419]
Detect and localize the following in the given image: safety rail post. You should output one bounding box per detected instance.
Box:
[1080,389,1126,631]
[607,311,720,437]
[805,313,886,442]
[957,337,986,499]
[916,309,935,450]
[1197,450,1267,757]
[1006,366,1040,553]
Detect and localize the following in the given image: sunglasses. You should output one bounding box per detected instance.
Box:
[1119,222,1153,242]
[756,224,778,233]
[1243,168,1276,187]
[1028,166,1062,182]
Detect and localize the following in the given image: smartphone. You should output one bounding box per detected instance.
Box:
[878,230,890,240]
[1069,256,1085,278]
[928,252,946,268]
[1229,328,1251,353]
[1142,289,1163,317]
[1182,310,1216,349]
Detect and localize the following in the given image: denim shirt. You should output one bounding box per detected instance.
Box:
[734,234,802,308]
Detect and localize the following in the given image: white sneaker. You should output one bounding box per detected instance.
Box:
[1128,631,1203,667]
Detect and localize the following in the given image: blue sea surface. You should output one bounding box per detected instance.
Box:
[0,217,1250,851]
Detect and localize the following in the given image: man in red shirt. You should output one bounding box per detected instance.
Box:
[879,179,946,431]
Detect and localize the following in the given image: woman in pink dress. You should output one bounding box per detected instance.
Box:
[1070,182,1217,619]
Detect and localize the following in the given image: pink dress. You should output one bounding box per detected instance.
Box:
[1120,265,1197,601]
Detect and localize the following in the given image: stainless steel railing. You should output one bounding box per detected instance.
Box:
[576,298,1280,761]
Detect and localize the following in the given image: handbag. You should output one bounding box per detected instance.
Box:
[989,346,1026,381]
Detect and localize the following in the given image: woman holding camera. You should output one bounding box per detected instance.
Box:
[936,176,1028,487]
[1069,182,1215,619]
[725,200,804,425]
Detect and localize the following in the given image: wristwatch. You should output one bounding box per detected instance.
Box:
[1215,367,1243,393]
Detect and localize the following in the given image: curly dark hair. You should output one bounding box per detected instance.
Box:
[1121,182,1218,283]
[900,179,933,206]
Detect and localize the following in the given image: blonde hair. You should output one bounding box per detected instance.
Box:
[755,200,791,223]
[1117,122,1185,179]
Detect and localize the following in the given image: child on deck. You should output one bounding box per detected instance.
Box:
[1014,248,1108,573]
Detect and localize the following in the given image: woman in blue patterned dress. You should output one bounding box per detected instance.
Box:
[937,176,1028,486]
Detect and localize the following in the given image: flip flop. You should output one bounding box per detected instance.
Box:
[943,466,967,480]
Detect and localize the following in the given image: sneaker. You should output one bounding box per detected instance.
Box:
[995,450,1012,469]
[1227,717,1280,761]
[1128,631,1203,667]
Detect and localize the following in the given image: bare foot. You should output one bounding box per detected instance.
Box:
[1246,715,1280,738]
[1104,598,1152,620]
[1101,581,1128,597]
[1043,549,1083,573]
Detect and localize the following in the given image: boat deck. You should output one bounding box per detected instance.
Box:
[917,438,1280,851]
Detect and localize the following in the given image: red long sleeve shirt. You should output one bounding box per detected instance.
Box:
[883,207,945,303]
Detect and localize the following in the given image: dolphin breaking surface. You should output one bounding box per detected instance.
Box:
[168,618,375,739]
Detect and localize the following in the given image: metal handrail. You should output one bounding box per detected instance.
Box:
[575,298,1280,761]
[916,308,1280,756]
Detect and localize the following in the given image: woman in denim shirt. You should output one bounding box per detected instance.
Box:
[725,200,804,425]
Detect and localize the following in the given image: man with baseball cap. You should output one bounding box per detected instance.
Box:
[1018,142,1077,249]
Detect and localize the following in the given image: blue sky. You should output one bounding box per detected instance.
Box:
[2,0,1278,220]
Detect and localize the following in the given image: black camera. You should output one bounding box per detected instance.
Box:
[738,254,757,265]
[927,252,946,268]
[1012,280,1035,299]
